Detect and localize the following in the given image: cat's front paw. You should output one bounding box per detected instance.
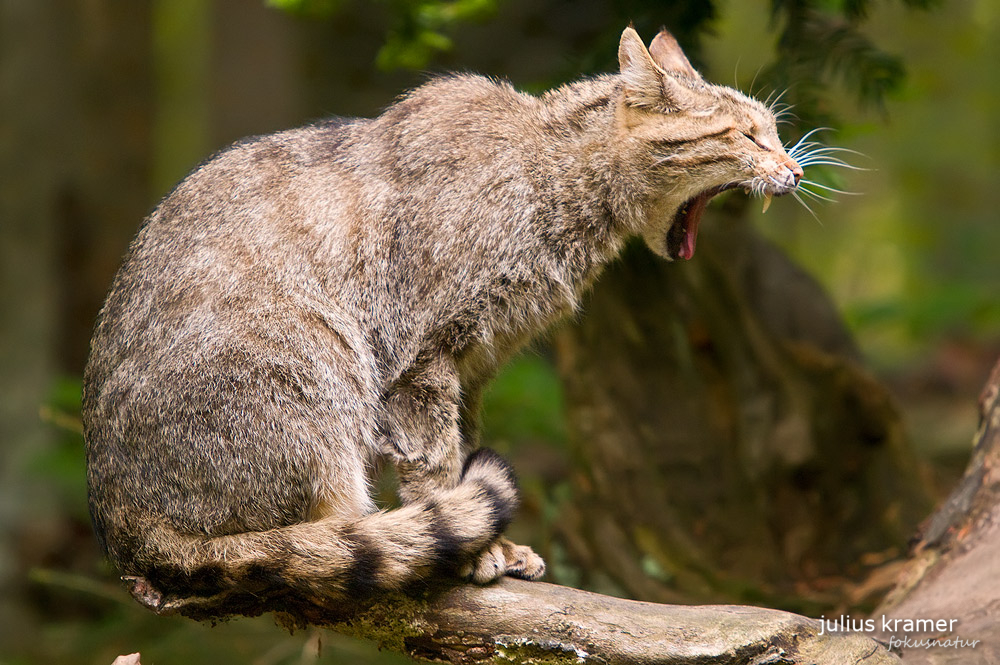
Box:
[500,537,546,580]
[459,536,546,584]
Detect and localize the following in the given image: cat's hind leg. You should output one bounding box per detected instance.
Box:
[382,353,546,583]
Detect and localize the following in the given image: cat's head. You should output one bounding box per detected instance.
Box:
[616,27,802,261]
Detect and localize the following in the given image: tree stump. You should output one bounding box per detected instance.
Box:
[552,216,933,610]
[872,357,1000,662]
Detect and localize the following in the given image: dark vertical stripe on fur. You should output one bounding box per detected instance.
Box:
[461,448,519,535]
[342,529,383,597]
[424,499,464,573]
[244,557,289,592]
[475,480,515,534]
[148,563,226,598]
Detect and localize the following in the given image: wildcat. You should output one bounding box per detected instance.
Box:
[83,26,802,612]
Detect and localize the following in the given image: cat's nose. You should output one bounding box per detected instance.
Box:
[786,159,803,185]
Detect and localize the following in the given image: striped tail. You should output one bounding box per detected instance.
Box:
[138,448,519,611]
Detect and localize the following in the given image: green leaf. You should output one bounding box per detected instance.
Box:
[265,0,344,17]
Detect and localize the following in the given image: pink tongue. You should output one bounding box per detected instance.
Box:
[679,226,697,261]
[677,194,708,261]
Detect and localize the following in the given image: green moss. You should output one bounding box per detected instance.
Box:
[329,593,430,655]
[494,636,590,664]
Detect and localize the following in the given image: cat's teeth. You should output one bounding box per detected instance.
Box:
[761,192,773,214]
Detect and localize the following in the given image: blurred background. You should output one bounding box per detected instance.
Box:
[1,0,997,662]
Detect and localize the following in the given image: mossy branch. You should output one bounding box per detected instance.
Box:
[132,576,898,664]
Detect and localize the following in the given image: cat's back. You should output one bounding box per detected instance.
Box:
[83,118,377,404]
[356,74,540,171]
[85,74,545,393]
[106,74,536,317]
[135,116,365,272]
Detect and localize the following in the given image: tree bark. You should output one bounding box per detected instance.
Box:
[130,576,898,664]
[551,212,933,611]
[871,356,1000,663]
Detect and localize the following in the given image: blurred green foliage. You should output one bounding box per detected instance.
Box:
[269,0,498,70]
[24,598,415,665]
[481,353,567,449]
[716,0,1000,365]
[9,0,999,663]
[267,0,345,16]
[35,376,88,523]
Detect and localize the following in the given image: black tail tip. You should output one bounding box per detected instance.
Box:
[460,448,519,536]
[461,447,518,490]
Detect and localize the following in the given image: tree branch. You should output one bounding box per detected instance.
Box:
[132,576,897,664]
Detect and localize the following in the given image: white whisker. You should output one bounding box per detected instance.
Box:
[797,186,838,203]
[797,159,869,171]
[788,126,833,154]
[767,89,790,117]
[748,64,766,98]
[795,146,868,159]
[794,150,866,166]
[800,179,862,196]
[761,87,790,113]
[771,102,797,127]
[792,191,822,224]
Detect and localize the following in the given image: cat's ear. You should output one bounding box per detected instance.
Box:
[648,28,700,79]
[618,27,664,107]
[618,26,689,110]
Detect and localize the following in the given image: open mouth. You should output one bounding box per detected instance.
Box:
[665,183,787,260]
[665,184,735,261]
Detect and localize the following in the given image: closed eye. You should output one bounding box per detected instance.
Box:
[741,131,771,152]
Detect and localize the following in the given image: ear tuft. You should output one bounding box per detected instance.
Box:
[648,28,700,79]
